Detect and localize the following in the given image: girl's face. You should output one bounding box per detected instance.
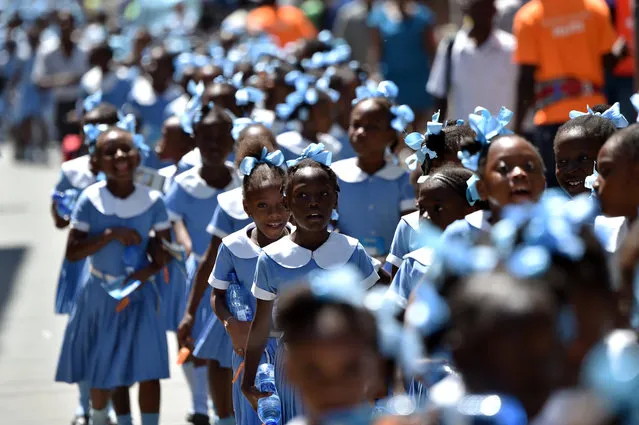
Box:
[196,120,234,166]
[418,178,475,230]
[478,136,546,208]
[595,137,639,217]
[286,167,337,232]
[243,181,290,241]
[554,129,601,197]
[286,337,380,414]
[309,98,334,135]
[349,100,394,158]
[95,131,140,181]
[156,121,194,162]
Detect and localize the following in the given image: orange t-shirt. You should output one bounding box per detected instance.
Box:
[513,0,617,125]
[247,5,318,47]
[614,0,634,77]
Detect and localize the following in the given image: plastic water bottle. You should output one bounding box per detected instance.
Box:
[255,364,281,425]
[226,273,254,322]
[52,189,79,219]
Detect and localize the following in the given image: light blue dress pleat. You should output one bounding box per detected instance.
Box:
[55,258,89,315]
[274,342,305,423]
[192,311,233,368]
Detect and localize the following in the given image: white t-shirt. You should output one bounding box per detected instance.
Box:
[426,28,517,122]
[32,43,87,102]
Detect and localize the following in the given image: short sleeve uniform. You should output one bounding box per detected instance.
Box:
[386,247,433,308]
[54,155,97,193]
[386,211,421,268]
[206,187,252,239]
[332,157,416,257]
[513,0,616,125]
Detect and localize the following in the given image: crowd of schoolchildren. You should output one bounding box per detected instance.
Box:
[3,2,636,425]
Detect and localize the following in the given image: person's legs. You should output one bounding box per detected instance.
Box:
[208,359,234,424]
[55,100,78,143]
[139,379,161,425]
[112,386,131,425]
[90,389,111,425]
[533,123,562,188]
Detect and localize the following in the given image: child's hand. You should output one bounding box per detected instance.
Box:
[177,313,194,349]
[106,228,142,246]
[225,318,251,357]
[241,384,273,412]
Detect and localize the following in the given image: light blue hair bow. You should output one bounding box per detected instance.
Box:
[404,111,442,170]
[466,174,481,206]
[352,80,399,105]
[284,70,317,92]
[235,86,266,107]
[301,52,328,71]
[286,143,332,167]
[275,86,339,122]
[457,106,513,172]
[390,105,415,133]
[231,116,273,141]
[173,52,210,81]
[584,162,599,197]
[239,147,285,176]
[212,72,244,89]
[181,81,206,135]
[83,123,109,153]
[83,90,103,112]
[569,102,629,129]
[307,265,366,307]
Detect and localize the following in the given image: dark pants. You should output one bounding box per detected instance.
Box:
[55,100,78,143]
[533,123,562,188]
[604,74,636,122]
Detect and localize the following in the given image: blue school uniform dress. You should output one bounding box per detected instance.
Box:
[331,157,416,258]
[53,155,97,315]
[80,66,133,109]
[386,247,433,309]
[197,223,282,425]
[252,233,379,423]
[163,164,241,338]
[206,187,252,239]
[276,131,344,162]
[386,211,421,269]
[55,182,171,388]
[15,53,47,122]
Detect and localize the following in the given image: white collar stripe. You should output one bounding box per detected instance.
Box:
[263,232,359,269]
[331,157,406,183]
[85,181,163,219]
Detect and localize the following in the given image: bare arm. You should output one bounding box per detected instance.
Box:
[51,202,70,229]
[173,219,192,257]
[514,65,536,135]
[66,227,141,262]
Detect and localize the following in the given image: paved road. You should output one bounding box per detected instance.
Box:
[0,147,192,424]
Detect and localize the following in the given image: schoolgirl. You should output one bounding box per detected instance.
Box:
[80,41,133,110]
[241,144,379,423]
[442,107,546,243]
[199,144,290,425]
[331,80,415,262]
[165,98,239,425]
[55,125,173,425]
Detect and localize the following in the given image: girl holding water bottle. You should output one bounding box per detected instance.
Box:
[201,144,291,425]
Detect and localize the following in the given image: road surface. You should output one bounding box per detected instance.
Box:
[0,146,194,424]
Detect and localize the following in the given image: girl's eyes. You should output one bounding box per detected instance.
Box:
[524,161,537,172]
[257,202,268,209]
[496,161,537,174]
[321,191,329,197]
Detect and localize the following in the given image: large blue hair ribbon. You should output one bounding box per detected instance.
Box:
[116,112,150,159]
[83,90,103,112]
[569,102,629,129]
[352,80,399,105]
[235,86,266,107]
[83,123,109,153]
[390,104,415,133]
[457,106,513,172]
[405,111,442,170]
[231,116,273,141]
[239,147,285,176]
[181,81,206,135]
[286,143,332,167]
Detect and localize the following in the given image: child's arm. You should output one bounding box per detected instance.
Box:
[51,202,70,229]
[66,227,142,262]
[177,235,223,347]
[212,288,252,356]
[173,219,192,257]
[241,298,275,410]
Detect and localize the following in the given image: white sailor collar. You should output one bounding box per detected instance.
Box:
[331,156,406,183]
[402,210,421,232]
[217,187,249,220]
[263,231,359,269]
[464,210,492,231]
[85,181,162,218]
[131,76,157,106]
[404,246,433,267]
[175,162,238,199]
[277,131,343,156]
[225,222,296,259]
[61,155,96,189]
[181,148,202,166]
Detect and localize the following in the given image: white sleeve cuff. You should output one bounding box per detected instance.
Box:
[386,253,403,267]
[206,224,229,238]
[384,289,408,309]
[400,199,417,213]
[251,282,277,301]
[70,221,89,232]
[210,277,230,290]
[153,220,172,232]
[362,270,380,290]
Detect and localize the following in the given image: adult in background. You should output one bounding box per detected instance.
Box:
[333,0,374,66]
[604,0,635,121]
[427,0,517,121]
[368,0,436,129]
[246,0,318,47]
[32,11,88,143]
[513,0,625,187]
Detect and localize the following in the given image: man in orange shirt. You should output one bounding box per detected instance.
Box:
[246,0,318,47]
[605,0,635,121]
[513,0,624,187]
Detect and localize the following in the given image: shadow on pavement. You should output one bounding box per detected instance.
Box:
[0,247,27,322]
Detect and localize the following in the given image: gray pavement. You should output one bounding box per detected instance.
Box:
[0,146,192,424]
